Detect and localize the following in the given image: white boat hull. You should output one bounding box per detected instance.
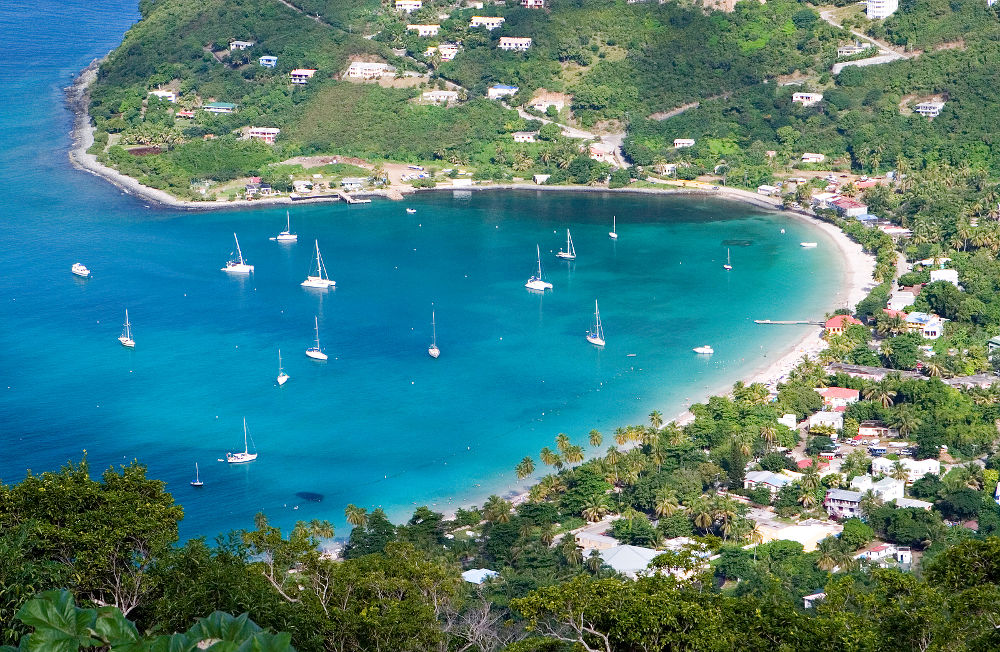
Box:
[587,335,605,346]
[275,233,297,242]
[525,279,553,291]
[277,373,290,385]
[693,346,714,354]
[609,232,618,239]
[222,263,254,274]
[800,242,818,248]
[556,252,576,260]
[190,481,204,487]
[406,208,417,214]
[723,265,732,270]
[306,348,328,360]
[226,452,257,464]
[301,277,336,289]
[118,336,134,348]
[71,263,91,277]
[428,345,440,358]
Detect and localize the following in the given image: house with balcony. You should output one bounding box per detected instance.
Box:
[824,489,863,519]
[247,127,280,144]
[866,0,898,19]
[859,420,899,439]
[148,90,176,103]
[521,0,545,7]
[871,457,940,482]
[422,90,459,103]
[487,84,518,99]
[744,470,794,495]
[438,43,460,60]
[470,16,505,29]
[914,101,945,117]
[905,312,945,339]
[259,55,278,68]
[203,102,236,114]
[824,314,862,336]
[815,387,860,410]
[792,92,824,107]
[673,138,695,148]
[289,69,317,85]
[345,62,395,79]
[395,0,423,12]
[498,37,532,51]
[229,40,254,51]
[513,131,538,143]
[850,475,904,502]
[407,24,440,36]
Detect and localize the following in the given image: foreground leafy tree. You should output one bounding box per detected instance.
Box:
[0,590,293,651]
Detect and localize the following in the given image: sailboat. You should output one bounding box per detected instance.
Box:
[428,309,440,358]
[190,463,204,487]
[525,244,553,291]
[556,229,576,260]
[723,248,733,271]
[306,316,328,360]
[301,240,336,289]
[221,233,254,273]
[276,349,290,385]
[118,309,135,348]
[225,418,258,464]
[273,211,297,242]
[609,216,618,240]
[586,299,605,346]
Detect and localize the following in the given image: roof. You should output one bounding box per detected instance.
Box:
[817,387,860,400]
[825,315,862,329]
[826,489,862,502]
[461,568,499,584]
[746,470,792,487]
[600,545,661,574]
[832,197,867,209]
[906,311,943,325]
[797,458,829,469]
[340,177,368,184]
[882,309,907,319]
[490,84,518,89]
[204,102,236,108]
[290,68,317,75]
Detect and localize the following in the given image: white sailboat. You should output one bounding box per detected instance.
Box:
[118,309,135,348]
[586,300,605,346]
[609,216,618,240]
[428,309,440,358]
[226,418,258,464]
[693,345,714,354]
[723,248,732,271]
[273,211,297,242]
[556,229,576,260]
[306,316,328,360]
[222,233,254,273]
[190,463,204,487]
[301,240,336,289]
[525,244,553,291]
[71,263,91,278]
[276,349,290,385]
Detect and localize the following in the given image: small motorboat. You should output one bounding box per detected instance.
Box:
[693,345,714,355]
[406,208,417,214]
[71,263,91,278]
[800,242,818,248]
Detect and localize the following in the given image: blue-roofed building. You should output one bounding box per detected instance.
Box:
[259,55,278,68]
[487,84,519,99]
[857,213,879,223]
[905,311,945,339]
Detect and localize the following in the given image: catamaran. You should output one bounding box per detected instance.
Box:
[301,240,336,289]
[693,345,715,354]
[118,309,135,348]
[71,263,91,278]
[556,229,576,260]
[276,349,289,385]
[428,309,440,358]
[306,316,328,360]
[586,300,605,346]
[190,463,204,487]
[609,216,618,240]
[272,211,297,242]
[222,233,254,274]
[525,244,553,291]
[226,418,258,464]
[723,248,733,271]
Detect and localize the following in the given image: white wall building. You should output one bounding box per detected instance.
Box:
[230,40,254,50]
[850,475,904,502]
[513,131,538,143]
[289,69,317,85]
[866,0,898,19]
[395,0,423,12]
[487,84,518,99]
[247,127,280,144]
[914,101,945,117]
[498,37,533,51]
[673,138,695,148]
[422,90,459,103]
[930,268,959,286]
[887,290,916,311]
[148,90,176,103]
[801,152,826,163]
[438,43,460,60]
[871,457,940,482]
[792,92,824,107]
[407,24,440,36]
[470,16,505,29]
[345,62,395,80]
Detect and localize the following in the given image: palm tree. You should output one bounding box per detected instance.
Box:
[748,522,765,560]
[581,494,610,522]
[800,464,821,491]
[483,495,512,523]
[564,445,584,467]
[540,524,556,546]
[890,461,909,483]
[759,424,778,451]
[654,490,680,518]
[344,504,367,527]
[863,381,897,408]
[560,536,583,566]
[539,447,563,470]
[690,498,714,533]
[613,427,629,447]
[586,549,604,574]
[924,360,946,378]
[589,429,603,448]
[797,490,817,509]
[734,431,754,458]
[555,433,571,455]
[515,456,535,479]
[859,489,883,518]
[815,537,839,571]
[604,446,622,467]
[889,407,922,438]
[648,410,664,430]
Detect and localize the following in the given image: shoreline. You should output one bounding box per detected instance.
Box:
[66,62,875,518]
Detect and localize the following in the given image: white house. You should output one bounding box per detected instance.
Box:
[407,24,440,36]
[598,545,661,579]
[461,568,499,584]
[778,413,797,429]
[438,43,460,60]
[513,131,538,143]
[887,290,916,311]
[837,43,869,57]
[792,92,824,107]
[202,102,236,114]
[801,152,826,163]
[422,90,459,103]
[850,475,904,502]
[914,101,945,117]
[340,177,368,191]
[871,457,940,482]
[744,470,793,495]
[824,489,863,519]
[673,138,695,148]
[905,312,945,339]
[533,174,551,185]
[395,0,423,12]
[832,197,869,218]
[757,184,778,196]
[247,127,280,144]
[230,40,254,51]
[929,268,959,287]
[470,16,505,29]
[289,69,317,85]
[858,421,898,439]
[498,37,532,51]
[345,62,395,80]
[521,0,545,6]
[866,0,898,19]
[815,387,860,410]
[803,592,826,609]
[259,55,278,68]
[808,411,843,431]
[487,84,518,99]
[148,90,176,103]
[589,142,616,163]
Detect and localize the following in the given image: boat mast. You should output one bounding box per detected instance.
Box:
[314,316,321,348]
[243,418,249,455]
[536,244,543,278]
[286,211,291,232]
[234,233,244,264]
[431,310,437,347]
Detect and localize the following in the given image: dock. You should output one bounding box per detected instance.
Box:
[336,190,371,204]
[754,320,823,325]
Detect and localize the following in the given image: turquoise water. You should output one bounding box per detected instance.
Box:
[0,1,844,539]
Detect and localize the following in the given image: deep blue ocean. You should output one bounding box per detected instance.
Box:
[0,0,844,539]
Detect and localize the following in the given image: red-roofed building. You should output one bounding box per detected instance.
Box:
[882,308,907,320]
[796,458,830,470]
[900,285,923,296]
[816,386,860,409]
[832,197,868,217]
[825,314,862,336]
